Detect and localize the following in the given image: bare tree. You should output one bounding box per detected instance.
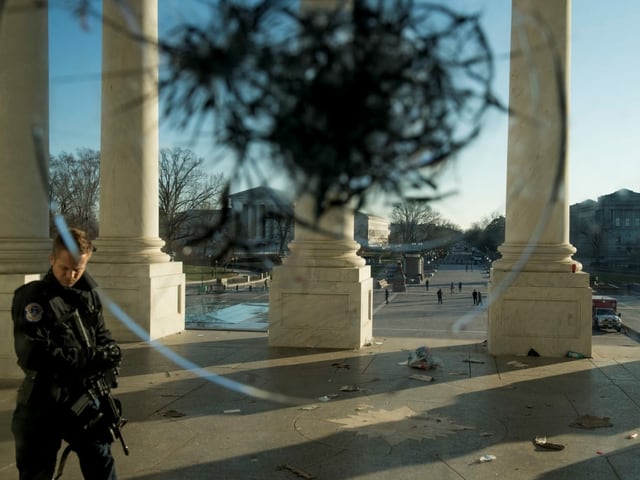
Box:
[158,147,225,251]
[390,200,442,244]
[49,148,100,237]
[264,208,294,256]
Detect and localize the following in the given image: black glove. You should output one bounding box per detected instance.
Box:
[93,344,122,369]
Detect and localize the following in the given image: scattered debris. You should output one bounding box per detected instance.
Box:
[570,414,612,429]
[223,409,241,414]
[478,454,496,463]
[161,409,186,418]
[299,405,319,411]
[449,371,466,376]
[479,432,494,437]
[534,436,565,450]
[528,348,540,357]
[318,394,338,402]
[627,432,638,439]
[340,385,361,392]
[407,346,442,370]
[276,464,316,479]
[507,360,528,368]
[332,362,350,369]
[409,374,434,382]
[463,359,484,364]
[329,406,473,444]
[566,351,587,359]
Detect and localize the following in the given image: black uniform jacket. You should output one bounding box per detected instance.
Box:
[12,269,117,406]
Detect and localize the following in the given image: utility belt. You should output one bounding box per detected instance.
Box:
[16,369,89,408]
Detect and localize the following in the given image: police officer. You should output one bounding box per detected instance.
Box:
[11,228,122,479]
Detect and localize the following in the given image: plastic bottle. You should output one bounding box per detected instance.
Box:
[566,351,585,359]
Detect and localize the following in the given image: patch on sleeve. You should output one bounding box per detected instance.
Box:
[24,303,44,323]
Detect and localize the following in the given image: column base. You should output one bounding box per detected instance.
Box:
[0,274,43,379]
[488,269,592,357]
[90,262,185,342]
[268,264,373,349]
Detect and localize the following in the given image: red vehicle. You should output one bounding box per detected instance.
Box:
[592,295,622,331]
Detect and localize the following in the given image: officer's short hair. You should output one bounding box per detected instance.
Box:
[52,228,93,257]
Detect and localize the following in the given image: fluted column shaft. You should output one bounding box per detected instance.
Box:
[0,0,51,272]
[495,0,576,272]
[95,0,167,263]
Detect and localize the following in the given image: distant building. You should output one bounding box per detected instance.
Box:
[355,212,390,248]
[228,186,294,254]
[174,188,390,261]
[570,188,640,268]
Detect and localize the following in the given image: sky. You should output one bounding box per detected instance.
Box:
[47,0,640,231]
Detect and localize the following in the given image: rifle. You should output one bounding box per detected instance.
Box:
[66,309,129,456]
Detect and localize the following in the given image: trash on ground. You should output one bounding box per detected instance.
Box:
[340,385,361,392]
[223,409,241,414]
[276,463,316,479]
[570,414,612,429]
[318,394,338,402]
[534,436,565,450]
[299,405,319,411]
[332,362,350,369]
[479,432,494,437]
[407,346,443,370]
[528,348,540,357]
[463,359,484,364]
[478,454,496,463]
[409,374,434,382]
[161,409,186,418]
[507,360,528,368]
[627,432,638,439]
[566,350,587,359]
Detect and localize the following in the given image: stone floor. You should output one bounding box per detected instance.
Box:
[2,264,640,479]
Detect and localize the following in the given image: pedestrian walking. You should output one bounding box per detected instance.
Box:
[425,279,429,292]
[450,282,454,294]
[472,289,478,305]
[385,288,389,304]
[458,281,462,293]
[437,288,443,304]
[477,290,483,305]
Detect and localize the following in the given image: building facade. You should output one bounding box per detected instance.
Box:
[570,189,640,268]
[354,212,390,248]
[229,187,295,255]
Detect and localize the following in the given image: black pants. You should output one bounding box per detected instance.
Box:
[12,401,117,480]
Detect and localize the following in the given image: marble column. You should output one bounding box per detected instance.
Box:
[488,0,591,357]
[0,0,52,378]
[269,194,373,349]
[91,0,185,342]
